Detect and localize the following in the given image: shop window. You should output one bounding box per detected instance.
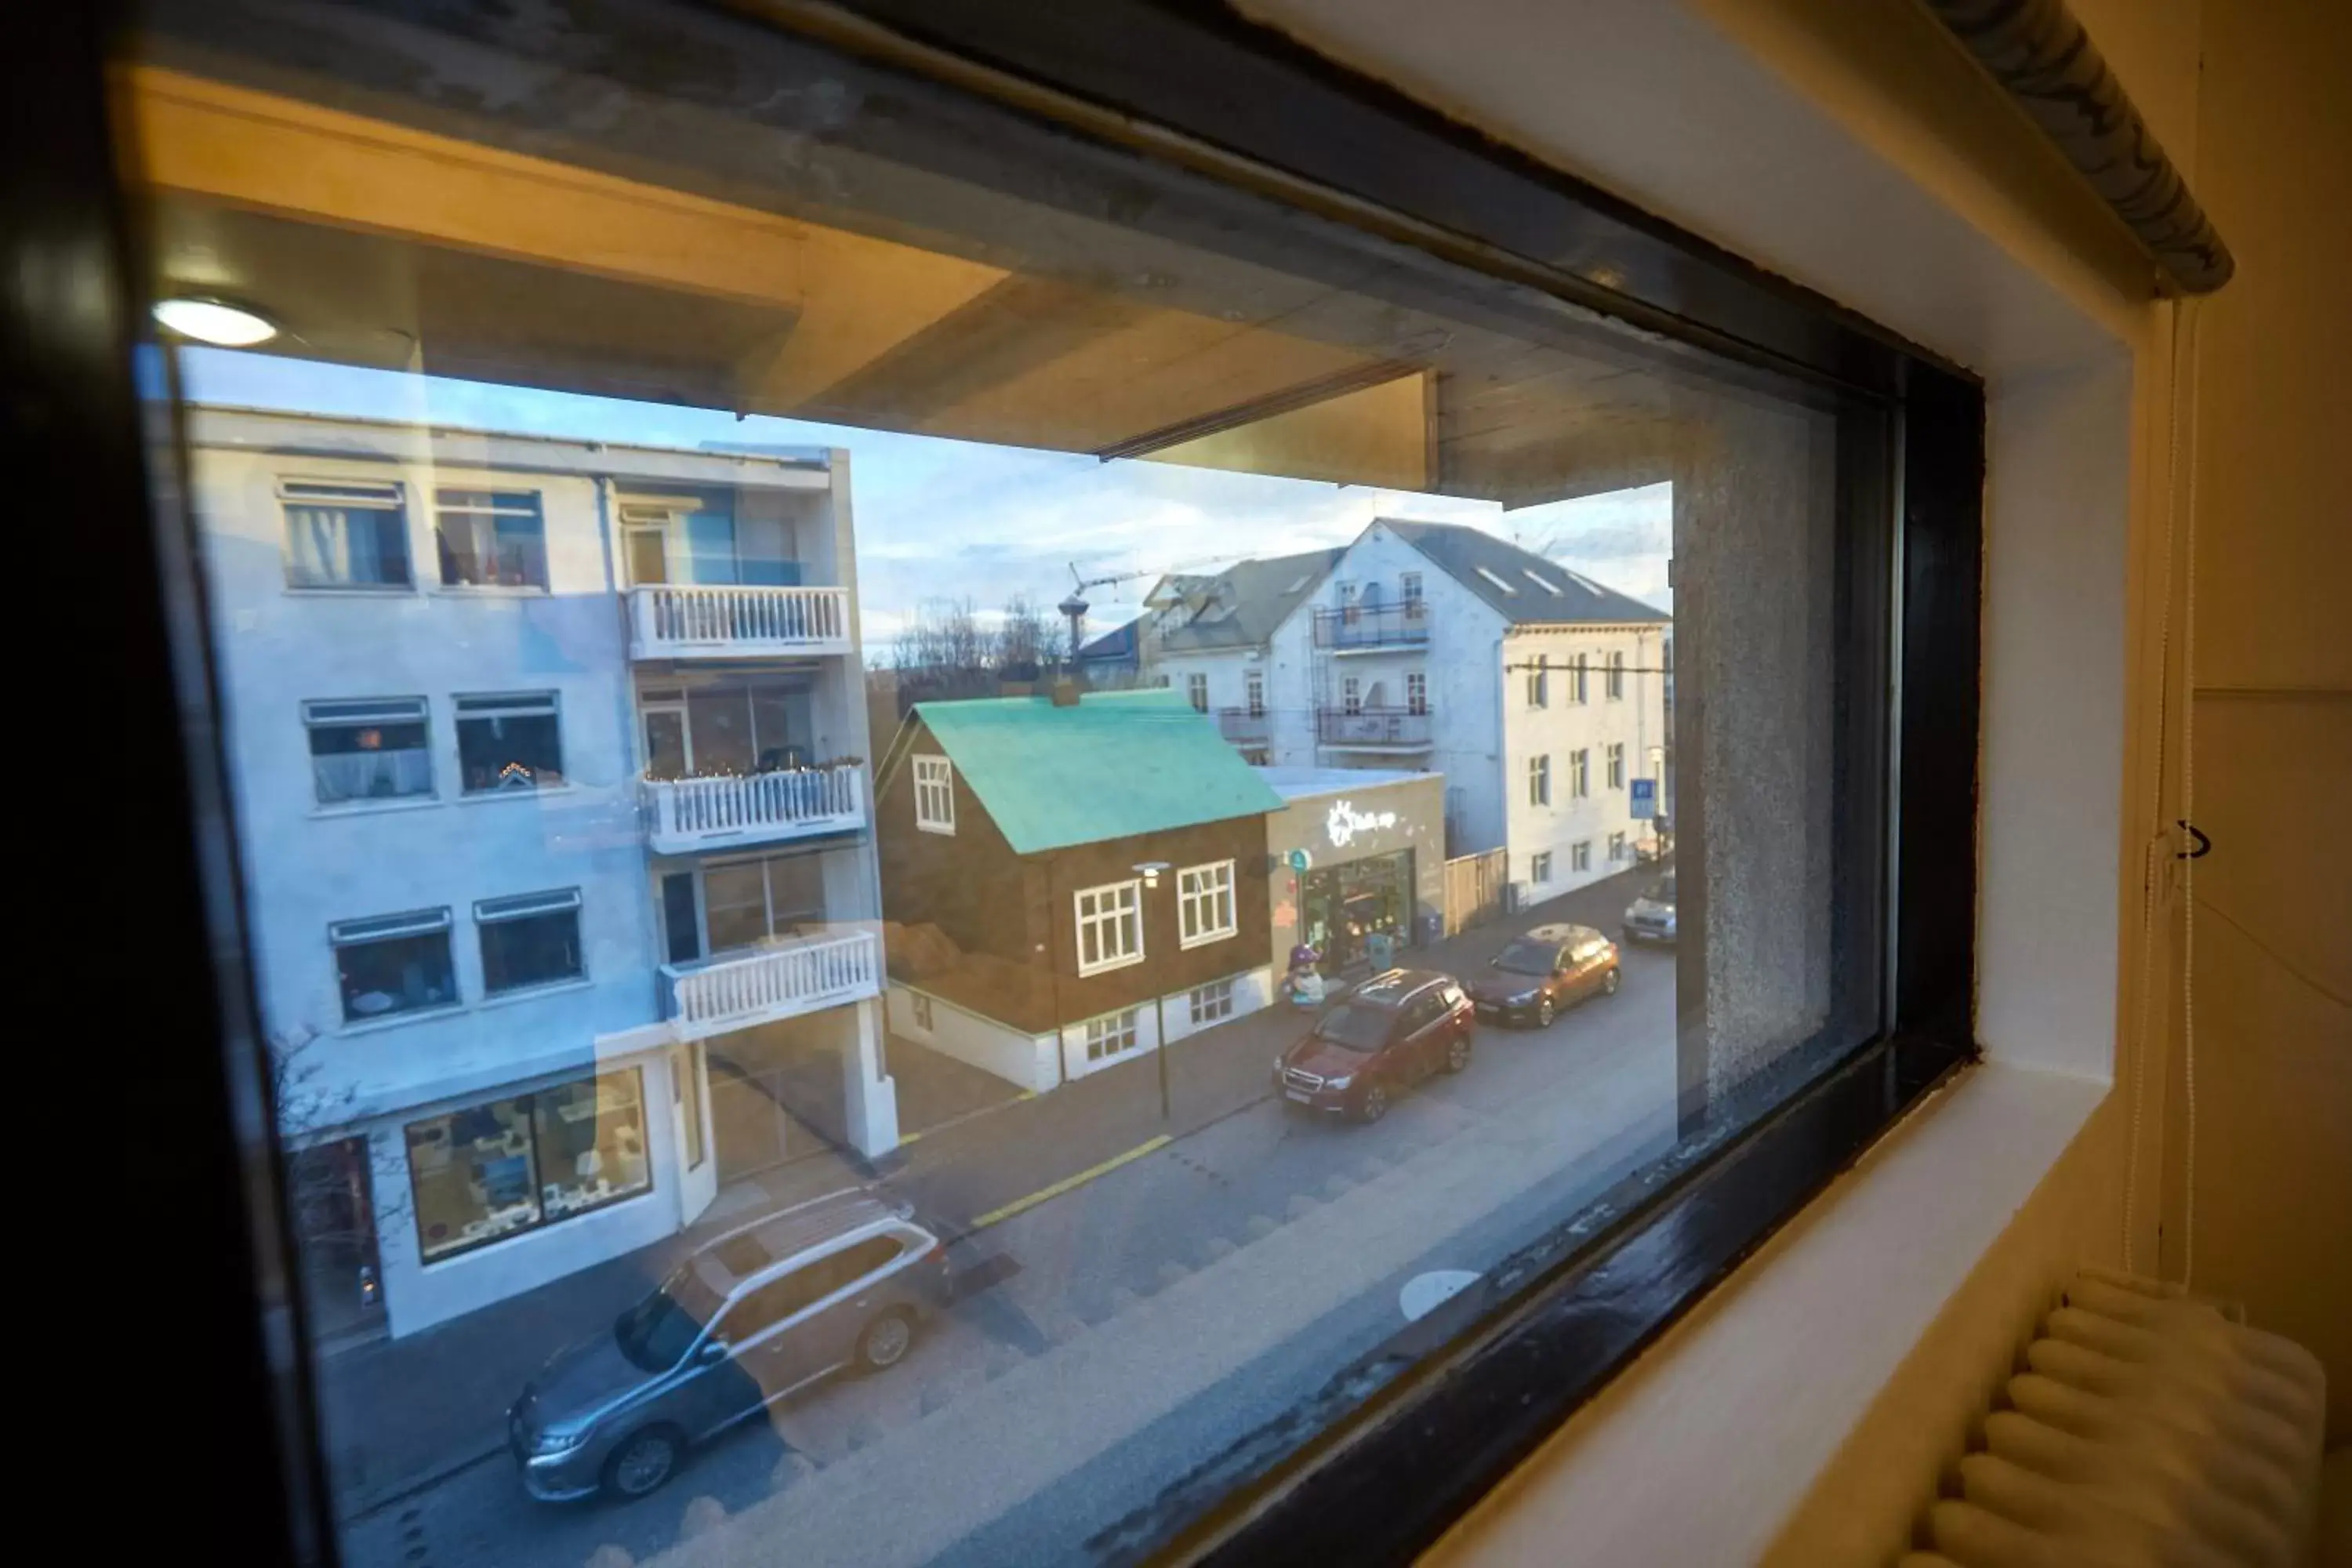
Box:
[434,488,547,589]
[1572,840,1592,873]
[1189,978,1236,1025]
[456,691,564,793]
[1530,851,1553,884]
[281,477,410,589]
[1571,748,1592,798]
[1606,742,1625,789]
[475,888,583,994]
[913,754,955,834]
[1527,754,1551,807]
[1083,1007,1142,1062]
[404,1067,651,1262]
[1187,673,1208,713]
[303,697,431,804]
[1178,860,1237,948]
[1075,879,1145,975]
[330,909,456,1023]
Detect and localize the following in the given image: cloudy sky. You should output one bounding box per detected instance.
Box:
[182,349,1671,646]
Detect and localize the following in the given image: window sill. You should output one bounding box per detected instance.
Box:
[474,976,593,1011]
[433,584,552,597]
[1179,928,1239,951]
[1424,1060,2109,1568]
[310,796,442,819]
[1076,953,1146,980]
[452,783,579,805]
[282,584,419,597]
[337,1002,466,1037]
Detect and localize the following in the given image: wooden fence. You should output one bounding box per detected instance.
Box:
[1443,848,1508,937]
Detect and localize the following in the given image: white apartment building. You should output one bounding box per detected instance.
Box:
[1149,519,1668,906]
[191,408,895,1338]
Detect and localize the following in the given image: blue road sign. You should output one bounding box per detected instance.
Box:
[1287,848,1312,873]
[1630,778,1657,819]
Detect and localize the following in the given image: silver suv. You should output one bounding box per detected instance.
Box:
[509,1189,952,1501]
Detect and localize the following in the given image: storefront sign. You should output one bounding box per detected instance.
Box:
[1325,797,1399,849]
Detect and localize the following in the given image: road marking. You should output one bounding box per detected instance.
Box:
[970,1134,1171,1229]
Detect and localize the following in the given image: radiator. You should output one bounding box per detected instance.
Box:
[1901,1269,2328,1568]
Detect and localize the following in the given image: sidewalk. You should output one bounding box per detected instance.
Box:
[312,867,1657,1519]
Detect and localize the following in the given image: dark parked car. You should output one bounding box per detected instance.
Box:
[509,1189,951,1501]
[1274,968,1473,1123]
[1623,870,1678,946]
[1464,922,1621,1025]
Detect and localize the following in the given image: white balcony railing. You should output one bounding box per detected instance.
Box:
[662,930,881,1040]
[644,765,866,855]
[628,584,852,659]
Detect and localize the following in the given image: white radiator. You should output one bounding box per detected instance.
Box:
[1902,1269,2328,1568]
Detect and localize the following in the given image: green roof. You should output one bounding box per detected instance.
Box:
[907,688,1283,855]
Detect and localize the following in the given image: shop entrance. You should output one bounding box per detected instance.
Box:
[1301,848,1415,975]
[285,1134,383,1340]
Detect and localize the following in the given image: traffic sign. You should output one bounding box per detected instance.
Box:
[1630,778,1657,819]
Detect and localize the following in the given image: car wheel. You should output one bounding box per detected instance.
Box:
[1443,1035,1472,1074]
[1535,994,1555,1027]
[855,1308,916,1373]
[1603,966,1621,996]
[1357,1084,1388,1124]
[603,1426,683,1501]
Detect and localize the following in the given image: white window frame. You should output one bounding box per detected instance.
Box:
[1528,753,1552,807]
[1187,672,1209,713]
[1571,748,1591,798]
[913,754,955,834]
[1246,671,1265,717]
[1074,878,1145,976]
[1083,1006,1143,1063]
[279,477,412,591]
[303,696,434,807]
[1177,859,1238,949]
[1406,672,1428,715]
[1606,741,1625,789]
[1526,666,1548,708]
[1571,653,1589,704]
[432,486,548,591]
[1343,676,1363,714]
[1607,649,1627,699]
[1189,977,1236,1025]
[473,887,585,996]
[1609,830,1628,862]
[1400,571,1423,612]
[1572,840,1592,873]
[909,992,935,1031]
[1530,851,1553,884]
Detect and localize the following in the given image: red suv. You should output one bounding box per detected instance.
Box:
[1274,969,1475,1123]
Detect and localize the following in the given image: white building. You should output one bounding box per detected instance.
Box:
[1149,519,1668,906]
[191,408,895,1338]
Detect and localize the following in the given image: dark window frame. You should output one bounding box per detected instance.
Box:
[59,2,1979,1563]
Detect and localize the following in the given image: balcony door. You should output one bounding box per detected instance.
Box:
[639,681,811,780]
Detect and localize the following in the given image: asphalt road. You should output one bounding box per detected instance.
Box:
[343,938,1677,1568]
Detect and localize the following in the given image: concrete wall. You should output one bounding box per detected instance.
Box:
[887,981,1059,1094]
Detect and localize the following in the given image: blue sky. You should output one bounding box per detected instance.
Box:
[181,349,1672,644]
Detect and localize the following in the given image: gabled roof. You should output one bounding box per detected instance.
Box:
[1153,546,1345,652]
[1379,519,1668,627]
[1077,616,1142,662]
[898,688,1283,855]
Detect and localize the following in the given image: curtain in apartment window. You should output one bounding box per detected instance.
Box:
[312,747,432,801]
[286,504,405,586]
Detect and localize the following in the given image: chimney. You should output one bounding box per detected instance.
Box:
[1051,678,1081,707]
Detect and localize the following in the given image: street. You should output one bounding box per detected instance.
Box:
[334,877,1678,1568]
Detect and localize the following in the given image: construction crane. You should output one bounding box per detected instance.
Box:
[1058,554,1229,661]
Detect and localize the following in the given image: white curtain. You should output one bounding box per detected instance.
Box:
[314,749,432,802]
[288,505,402,586]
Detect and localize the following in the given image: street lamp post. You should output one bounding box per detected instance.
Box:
[1134,860,1174,1120]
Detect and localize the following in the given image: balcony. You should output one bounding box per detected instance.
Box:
[628,584,851,659]
[1312,601,1432,652]
[1217,707,1271,747]
[1317,706,1434,750]
[662,929,881,1040]
[644,764,866,855]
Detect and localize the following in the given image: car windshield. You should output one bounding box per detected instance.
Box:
[1491,939,1559,976]
[1312,1003,1395,1052]
[613,1267,723,1371]
[1650,873,1678,903]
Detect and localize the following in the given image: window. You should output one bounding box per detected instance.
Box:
[475,888,583,994]
[303,697,430,804]
[702,852,825,953]
[1572,840,1592,873]
[1400,572,1423,612]
[909,993,935,1031]
[1606,742,1625,789]
[456,692,564,793]
[1606,650,1627,699]
[1342,676,1363,714]
[1338,582,1359,621]
[1609,831,1628,862]
[1474,566,1519,594]
[1246,672,1265,717]
[434,488,546,589]
[280,477,410,589]
[404,1067,649,1262]
[1186,672,1208,713]
[1083,1007,1142,1062]
[1406,672,1428,715]
[1189,978,1236,1025]
[1530,851,1553,884]
[331,909,456,1022]
[1566,653,1587,703]
[1523,568,1563,595]
[1528,753,1551,806]
[1526,666,1548,707]
[1571,748,1592,798]
[913,754,955,834]
[1178,860,1237,948]
[1075,880,1144,975]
